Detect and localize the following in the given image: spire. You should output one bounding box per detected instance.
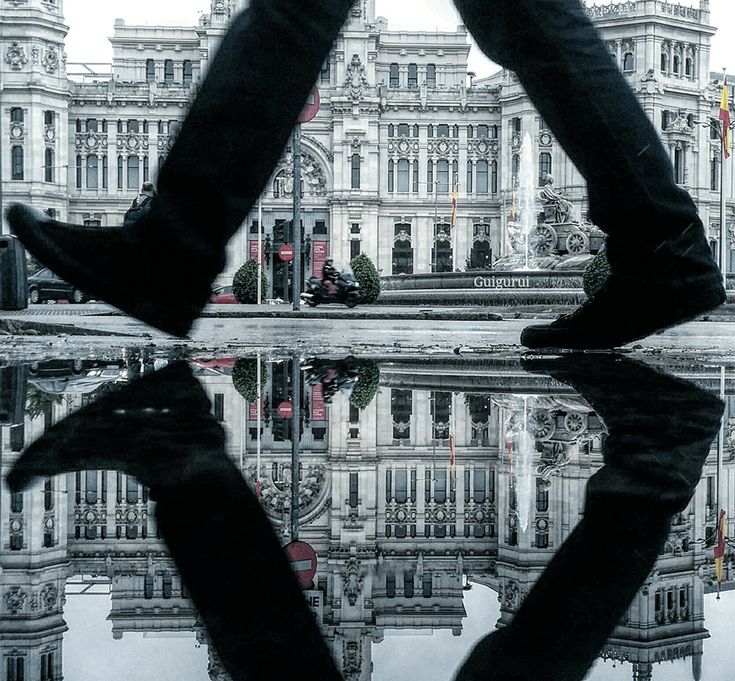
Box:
[692,652,702,681]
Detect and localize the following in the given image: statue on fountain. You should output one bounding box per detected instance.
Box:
[539,174,577,224]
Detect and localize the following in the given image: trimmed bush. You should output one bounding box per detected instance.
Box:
[350,253,380,304]
[232,358,267,403]
[232,260,268,304]
[349,360,380,410]
[583,249,611,298]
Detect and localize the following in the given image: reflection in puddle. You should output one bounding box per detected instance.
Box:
[1,353,733,680]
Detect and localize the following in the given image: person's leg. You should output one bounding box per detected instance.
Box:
[7,0,352,337]
[454,0,725,349]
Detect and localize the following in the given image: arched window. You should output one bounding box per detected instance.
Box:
[436,159,449,193]
[661,51,669,73]
[539,152,552,186]
[685,57,693,77]
[44,148,55,183]
[413,124,419,138]
[398,123,409,137]
[127,155,140,189]
[437,124,449,138]
[622,52,635,73]
[102,155,108,189]
[673,54,681,75]
[146,59,155,82]
[11,146,23,180]
[389,63,399,88]
[117,156,124,189]
[412,160,419,192]
[477,124,489,139]
[10,107,23,123]
[164,59,174,83]
[388,124,395,138]
[427,160,434,192]
[466,160,473,193]
[351,154,361,189]
[476,160,488,193]
[76,155,83,188]
[467,125,474,139]
[86,154,99,189]
[143,155,149,182]
[426,63,436,88]
[491,160,498,194]
[397,158,410,192]
[183,60,193,84]
[427,125,434,138]
[453,125,459,138]
[452,159,459,187]
[388,159,394,192]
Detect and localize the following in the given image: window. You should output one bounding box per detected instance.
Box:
[674,147,684,184]
[397,158,410,192]
[434,469,447,503]
[44,148,55,182]
[622,52,635,72]
[393,225,413,275]
[127,155,140,189]
[214,393,225,422]
[512,154,520,179]
[40,652,54,681]
[117,119,124,133]
[427,160,433,191]
[539,152,552,186]
[144,575,154,599]
[536,478,549,512]
[673,54,680,75]
[412,160,419,192]
[388,159,394,192]
[102,155,108,188]
[350,239,360,260]
[398,123,410,137]
[426,63,436,88]
[11,146,23,180]
[661,51,669,73]
[711,157,719,191]
[386,469,392,502]
[413,124,419,137]
[11,492,23,513]
[422,574,432,598]
[404,571,414,597]
[117,156,124,189]
[85,471,98,504]
[75,155,83,188]
[453,125,459,138]
[126,476,139,504]
[351,154,361,189]
[44,110,54,126]
[164,59,174,83]
[428,124,434,138]
[395,469,408,503]
[685,57,693,77]
[162,575,173,599]
[386,573,396,598]
[468,125,474,138]
[388,124,395,137]
[128,119,139,134]
[143,155,149,182]
[452,159,459,187]
[408,63,418,88]
[10,107,23,123]
[86,118,98,133]
[389,63,399,88]
[146,59,155,82]
[320,58,331,83]
[437,124,449,138]
[86,154,99,189]
[6,657,25,681]
[183,60,193,84]
[466,161,473,193]
[436,159,449,193]
[512,117,522,134]
[474,470,487,503]
[477,124,489,138]
[10,424,24,452]
[476,159,488,193]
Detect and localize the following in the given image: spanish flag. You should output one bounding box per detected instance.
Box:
[721,79,731,160]
[449,434,456,473]
[714,508,727,596]
[450,185,458,229]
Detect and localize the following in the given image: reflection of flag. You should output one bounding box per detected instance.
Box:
[451,185,458,229]
[255,480,262,499]
[721,79,731,160]
[714,509,727,593]
[449,434,456,472]
[509,181,518,222]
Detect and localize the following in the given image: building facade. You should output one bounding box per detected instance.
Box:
[1,0,733,298]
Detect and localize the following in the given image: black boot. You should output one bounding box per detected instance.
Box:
[7,0,352,337]
[453,0,725,349]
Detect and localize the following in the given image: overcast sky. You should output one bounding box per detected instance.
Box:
[64,0,733,78]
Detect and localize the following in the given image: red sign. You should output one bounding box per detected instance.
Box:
[285,540,318,590]
[298,86,321,124]
[249,240,265,266]
[311,384,327,422]
[278,244,294,262]
[312,240,328,277]
[248,395,265,422]
[277,400,294,419]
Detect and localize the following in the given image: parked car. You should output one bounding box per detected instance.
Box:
[27,268,87,304]
[210,285,237,304]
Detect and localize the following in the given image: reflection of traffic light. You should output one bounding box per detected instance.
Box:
[273,220,287,244]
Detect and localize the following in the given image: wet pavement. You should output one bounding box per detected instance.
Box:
[1,348,734,680]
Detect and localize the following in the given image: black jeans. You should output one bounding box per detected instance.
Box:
[153,0,720,286]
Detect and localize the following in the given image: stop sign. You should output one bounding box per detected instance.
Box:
[278,244,294,262]
[298,86,320,124]
[277,400,293,418]
[285,540,318,589]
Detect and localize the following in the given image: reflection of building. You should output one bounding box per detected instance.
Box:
[1,357,734,681]
[2,0,733,294]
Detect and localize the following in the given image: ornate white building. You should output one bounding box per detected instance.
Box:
[1,0,733,299]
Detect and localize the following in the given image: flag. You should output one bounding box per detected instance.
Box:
[450,185,458,229]
[714,508,727,594]
[721,79,731,160]
[449,434,456,473]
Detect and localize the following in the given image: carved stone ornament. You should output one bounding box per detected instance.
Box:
[4,587,27,615]
[343,53,370,103]
[42,46,60,74]
[503,580,519,608]
[343,640,362,681]
[5,42,28,70]
[342,556,363,606]
[273,150,328,198]
[40,584,59,610]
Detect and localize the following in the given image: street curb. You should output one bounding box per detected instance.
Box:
[0,318,135,337]
[198,309,505,322]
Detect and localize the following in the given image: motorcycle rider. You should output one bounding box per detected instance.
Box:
[321,258,339,294]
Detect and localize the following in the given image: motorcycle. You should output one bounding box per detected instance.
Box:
[301,272,360,308]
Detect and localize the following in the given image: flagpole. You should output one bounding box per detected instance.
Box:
[258,197,263,305]
[256,353,262,498]
[720,70,728,284]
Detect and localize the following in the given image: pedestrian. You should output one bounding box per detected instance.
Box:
[6,0,725,346]
[123,181,157,228]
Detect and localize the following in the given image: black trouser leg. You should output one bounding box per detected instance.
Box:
[453,0,720,282]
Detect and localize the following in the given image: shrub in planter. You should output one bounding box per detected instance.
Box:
[349,253,380,304]
[232,260,268,304]
[232,358,267,404]
[349,360,380,410]
[583,249,611,298]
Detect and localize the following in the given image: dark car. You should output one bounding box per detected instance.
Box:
[28,268,87,304]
